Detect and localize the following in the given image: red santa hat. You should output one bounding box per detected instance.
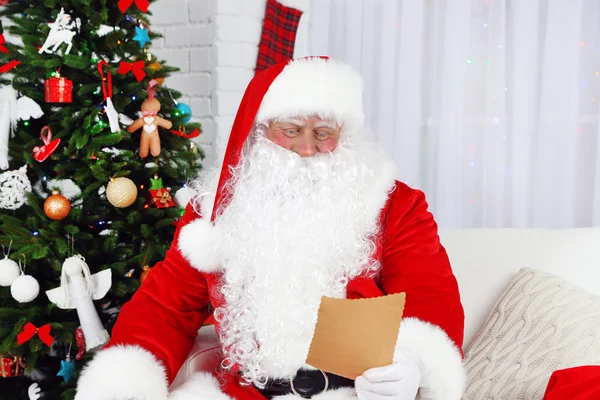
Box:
[179,57,366,273]
[212,57,364,220]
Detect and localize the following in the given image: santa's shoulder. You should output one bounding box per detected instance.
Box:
[382,181,433,221]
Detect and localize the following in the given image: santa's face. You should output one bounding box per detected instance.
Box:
[266,116,341,157]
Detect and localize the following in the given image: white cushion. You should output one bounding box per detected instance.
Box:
[464,268,600,400]
[439,228,600,349]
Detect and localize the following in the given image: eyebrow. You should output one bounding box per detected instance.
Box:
[275,119,339,129]
[276,118,305,126]
[314,121,338,129]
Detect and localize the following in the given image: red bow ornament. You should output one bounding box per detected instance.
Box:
[118,0,150,13]
[0,34,8,54]
[33,126,61,162]
[0,60,19,74]
[117,60,146,82]
[17,323,54,347]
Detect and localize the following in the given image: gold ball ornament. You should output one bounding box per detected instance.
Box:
[148,62,164,86]
[140,265,152,284]
[44,190,71,220]
[106,177,138,208]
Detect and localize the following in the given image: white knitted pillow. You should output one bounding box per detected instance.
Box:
[464,268,600,400]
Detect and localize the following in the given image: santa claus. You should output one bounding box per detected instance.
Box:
[75,57,465,400]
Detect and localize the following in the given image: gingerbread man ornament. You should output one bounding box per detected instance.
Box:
[127,80,172,158]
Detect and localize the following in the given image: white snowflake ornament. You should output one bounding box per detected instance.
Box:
[0,165,32,210]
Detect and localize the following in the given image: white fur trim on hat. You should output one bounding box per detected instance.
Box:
[394,318,465,400]
[277,0,309,12]
[256,58,364,129]
[75,345,168,400]
[178,218,223,273]
[168,372,232,400]
[200,192,216,219]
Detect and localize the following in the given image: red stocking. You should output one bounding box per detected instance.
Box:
[255,0,307,74]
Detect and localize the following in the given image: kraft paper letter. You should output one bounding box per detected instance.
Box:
[305,293,406,380]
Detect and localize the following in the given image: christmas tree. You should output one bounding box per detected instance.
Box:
[0,1,202,398]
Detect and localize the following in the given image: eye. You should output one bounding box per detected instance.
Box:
[283,128,301,137]
[315,130,332,140]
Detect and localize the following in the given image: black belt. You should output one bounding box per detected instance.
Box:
[256,369,354,399]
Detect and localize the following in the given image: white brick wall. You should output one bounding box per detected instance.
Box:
[209,0,266,161]
[149,0,215,163]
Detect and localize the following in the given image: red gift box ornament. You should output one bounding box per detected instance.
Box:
[33,126,61,162]
[0,356,25,377]
[44,73,72,103]
[147,175,174,208]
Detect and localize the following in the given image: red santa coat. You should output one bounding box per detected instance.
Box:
[75,58,465,400]
[75,183,465,400]
[543,366,600,400]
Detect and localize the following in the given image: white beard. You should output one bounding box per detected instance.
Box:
[194,131,395,387]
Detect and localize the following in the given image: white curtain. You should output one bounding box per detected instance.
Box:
[302,0,600,228]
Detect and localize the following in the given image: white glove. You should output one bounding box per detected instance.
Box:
[355,356,420,400]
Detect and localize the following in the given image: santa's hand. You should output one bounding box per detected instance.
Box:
[355,357,420,400]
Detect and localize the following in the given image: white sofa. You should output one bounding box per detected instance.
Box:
[440,228,600,349]
[172,228,600,394]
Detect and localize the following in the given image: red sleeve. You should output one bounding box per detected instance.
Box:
[544,366,600,400]
[380,182,465,350]
[104,202,212,382]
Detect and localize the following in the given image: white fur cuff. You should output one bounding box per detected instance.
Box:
[178,218,223,273]
[277,0,309,12]
[169,372,232,400]
[394,318,465,400]
[75,345,169,400]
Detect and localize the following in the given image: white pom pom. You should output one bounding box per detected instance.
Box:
[174,186,192,209]
[63,256,84,276]
[11,275,40,303]
[0,258,20,287]
[178,219,223,273]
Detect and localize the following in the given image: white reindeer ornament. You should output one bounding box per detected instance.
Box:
[38,8,81,55]
[46,255,112,351]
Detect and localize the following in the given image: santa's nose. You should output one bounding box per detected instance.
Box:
[294,137,318,158]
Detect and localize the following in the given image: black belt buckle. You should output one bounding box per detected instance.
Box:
[289,370,329,399]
